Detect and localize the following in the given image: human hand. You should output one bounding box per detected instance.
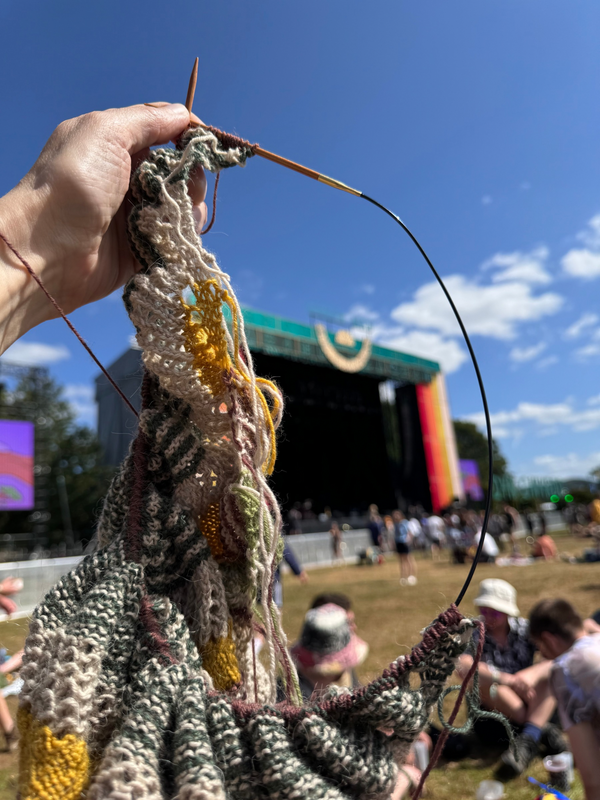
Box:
[0,595,17,617]
[298,570,309,585]
[0,103,206,353]
[505,673,535,703]
[0,577,23,596]
[391,764,422,799]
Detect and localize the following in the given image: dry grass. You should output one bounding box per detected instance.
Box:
[0,532,594,798]
[280,530,593,799]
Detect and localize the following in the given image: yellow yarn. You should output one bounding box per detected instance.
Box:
[201,502,227,562]
[182,280,279,474]
[18,708,90,800]
[182,279,233,396]
[201,625,241,691]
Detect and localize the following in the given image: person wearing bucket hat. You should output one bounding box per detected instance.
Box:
[457,579,566,777]
[291,603,424,800]
[291,604,368,699]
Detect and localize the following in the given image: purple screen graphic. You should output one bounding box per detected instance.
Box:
[459,459,484,502]
[0,420,34,510]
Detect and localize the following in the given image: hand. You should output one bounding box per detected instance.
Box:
[0,577,23,596]
[391,764,422,800]
[505,673,535,703]
[0,103,206,353]
[298,570,309,585]
[0,595,17,617]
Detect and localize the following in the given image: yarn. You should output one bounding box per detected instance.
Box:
[18,709,90,800]
[17,123,480,799]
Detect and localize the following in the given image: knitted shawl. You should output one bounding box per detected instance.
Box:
[17,127,476,800]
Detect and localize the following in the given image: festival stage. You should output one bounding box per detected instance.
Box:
[96,308,462,514]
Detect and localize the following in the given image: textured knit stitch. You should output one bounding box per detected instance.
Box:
[18,124,478,799]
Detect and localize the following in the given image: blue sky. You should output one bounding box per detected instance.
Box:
[1,0,600,479]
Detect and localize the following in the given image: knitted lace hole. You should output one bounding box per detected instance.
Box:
[409,672,422,690]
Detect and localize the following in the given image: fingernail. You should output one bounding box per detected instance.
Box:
[144,102,171,108]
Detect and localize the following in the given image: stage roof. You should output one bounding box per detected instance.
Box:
[241,307,440,384]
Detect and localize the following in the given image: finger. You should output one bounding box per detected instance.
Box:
[188,165,207,205]
[102,103,193,155]
[192,202,208,233]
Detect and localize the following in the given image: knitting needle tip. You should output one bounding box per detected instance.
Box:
[185,57,199,115]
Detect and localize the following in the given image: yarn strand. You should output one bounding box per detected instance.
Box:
[0,231,139,419]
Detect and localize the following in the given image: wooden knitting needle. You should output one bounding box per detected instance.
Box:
[184,58,361,196]
[185,57,199,114]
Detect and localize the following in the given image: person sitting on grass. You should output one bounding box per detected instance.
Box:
[530,529,558,560]
[291,603,423,799]
[529,598,600,800]
[457,578,566,776]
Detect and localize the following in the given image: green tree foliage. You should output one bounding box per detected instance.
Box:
[0,370,114,548]
[453,419,509,491]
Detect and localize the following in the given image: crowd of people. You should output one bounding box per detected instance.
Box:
[362,502,567,572]
[288,579,600,798]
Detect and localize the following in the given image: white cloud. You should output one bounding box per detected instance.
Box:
[465,397,600,438]
[575,343,600,360]
[533,451,600,478]
[482,247,551,285]
[588,394,600,406]
[63,384,96,427]
[343,304,380,323]
[564,312,599,339]
[1,342,70,366]
[560,214,600,280]
[481,195,493,205]
[576,213,600,249]
[561,249,600,279]
[509,342,546,363]
[536,355,558,370]
[373,328,468,373]
[391,275,563,340]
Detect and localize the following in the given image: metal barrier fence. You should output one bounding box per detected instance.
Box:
[0,513,568,616]
[0,557,82,618]
[282,529,372,570]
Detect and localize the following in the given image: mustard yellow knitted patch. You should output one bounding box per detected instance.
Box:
[182,279,233,396]
[18,707,90,800]
[201,627,241,691]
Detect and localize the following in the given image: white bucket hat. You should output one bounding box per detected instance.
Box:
[473,578,519,617]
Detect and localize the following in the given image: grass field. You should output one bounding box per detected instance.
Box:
[0,532,595,798]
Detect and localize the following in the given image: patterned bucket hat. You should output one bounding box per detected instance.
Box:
[291,604,369,676]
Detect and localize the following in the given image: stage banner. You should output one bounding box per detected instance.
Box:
[0,420,35,510]
[459,458,484,502]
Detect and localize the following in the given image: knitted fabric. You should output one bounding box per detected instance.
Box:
[18,125,477,799]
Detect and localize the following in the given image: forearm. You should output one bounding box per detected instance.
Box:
[0,186,51,354]
[457,655,505,686]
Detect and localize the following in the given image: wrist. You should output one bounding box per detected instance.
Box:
[0,186,53,352]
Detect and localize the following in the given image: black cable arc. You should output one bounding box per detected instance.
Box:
[359,192,494,607]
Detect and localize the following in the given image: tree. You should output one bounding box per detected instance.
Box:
[0,370,115,550]
[453,420,509,492]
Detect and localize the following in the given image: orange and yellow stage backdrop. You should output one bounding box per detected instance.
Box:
[416,374,463,512]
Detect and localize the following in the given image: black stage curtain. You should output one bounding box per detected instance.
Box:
[251,353,397,515]
[395,384,432,511]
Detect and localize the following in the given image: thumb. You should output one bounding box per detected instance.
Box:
[105,102,193,155]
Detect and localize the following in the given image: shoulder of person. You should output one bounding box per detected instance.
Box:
[510,616,530,636]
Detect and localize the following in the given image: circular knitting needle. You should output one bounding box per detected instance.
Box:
[181,59,494,603]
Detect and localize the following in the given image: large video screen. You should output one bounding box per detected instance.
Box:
[0,420,35,510]
[459,458,484,502]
